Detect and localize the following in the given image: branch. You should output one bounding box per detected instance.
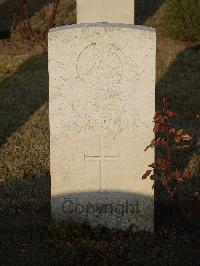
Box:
[18,0,33,39]
[42,0,60,38]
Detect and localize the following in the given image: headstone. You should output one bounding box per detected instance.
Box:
[49,23,156,231]
[77,0,134,24]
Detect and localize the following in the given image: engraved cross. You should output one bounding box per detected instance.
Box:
[84,139,119,191]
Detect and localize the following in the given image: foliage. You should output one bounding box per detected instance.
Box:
[142,97,193,195]
[41,221,131,265]
[164,0,200,42]
[40,219,200,265]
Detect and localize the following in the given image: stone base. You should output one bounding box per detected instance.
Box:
[52,191,154,231]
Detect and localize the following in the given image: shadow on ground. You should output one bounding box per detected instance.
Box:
[1,186,200,265]
[156,45,200,147]
[156,45,200,118]
[0,172,50,217]
[0,0,165,38]
[155,45,200,231]
[0,0,76,40]
[0,0,54,37]
[135,0,165,25]
[0,52,48,146]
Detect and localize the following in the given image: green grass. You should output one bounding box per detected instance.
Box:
[164,0,200,42]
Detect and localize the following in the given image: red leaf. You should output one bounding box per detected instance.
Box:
[161,138,167,145]
[155,158,162,165]
[166,111,176,118]
[142,170,152,179]
[161,162,167,170]
[150,174,159,180]
[148,163,156,168]
[154,113,162,122]
[163,176,169,183]
[182,168,190,180]
[153,123,160,133]
[155,137,162,145]
[172,169,181,179]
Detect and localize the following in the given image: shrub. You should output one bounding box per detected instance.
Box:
[142,97,193,195]
[164,0,200,42]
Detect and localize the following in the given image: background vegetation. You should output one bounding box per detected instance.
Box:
[164,0,200,42]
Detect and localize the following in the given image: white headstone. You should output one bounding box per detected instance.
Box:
[49,24,156,231]
[77,0,134,24]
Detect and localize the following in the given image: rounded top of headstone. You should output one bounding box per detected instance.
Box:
[48,23,156,35]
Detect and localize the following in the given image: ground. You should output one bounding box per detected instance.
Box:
[0,0,200,265]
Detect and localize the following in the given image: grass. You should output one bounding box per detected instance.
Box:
[0,53,49,179]
[39,220,200,265]
[11,0,76,42]
[164,0,200,42]
[0,173,50,216]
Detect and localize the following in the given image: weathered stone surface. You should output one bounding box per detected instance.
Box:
[48,24,156,231]
[77,0,134,24]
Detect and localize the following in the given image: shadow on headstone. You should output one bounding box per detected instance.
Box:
[52,191,154,231]
[0,52,48,146]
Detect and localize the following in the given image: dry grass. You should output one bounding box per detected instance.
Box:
[0,53,50,214]
[11,0,76,42]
